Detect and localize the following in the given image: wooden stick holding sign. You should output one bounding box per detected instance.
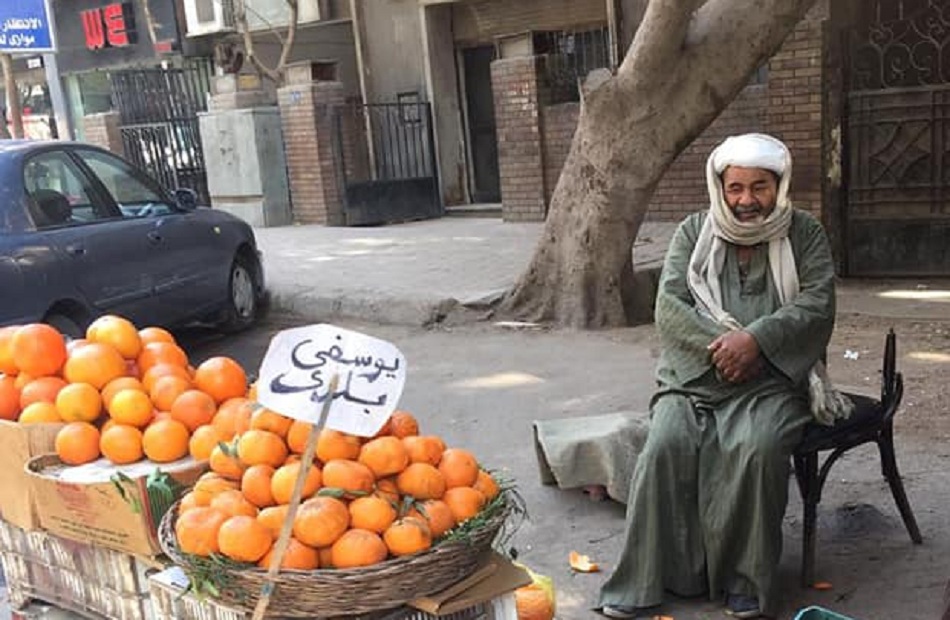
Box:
[249,324,407,620]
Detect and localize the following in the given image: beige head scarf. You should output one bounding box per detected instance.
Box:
[686,133,852,425]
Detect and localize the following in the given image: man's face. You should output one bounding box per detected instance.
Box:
[722,166,778,222]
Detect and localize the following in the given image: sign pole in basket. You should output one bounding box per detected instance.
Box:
[250,324,407,620]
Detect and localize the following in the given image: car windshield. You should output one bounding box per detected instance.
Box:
[76,149,175,218]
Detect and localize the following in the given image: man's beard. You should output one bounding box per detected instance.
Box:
[731,203,770,222]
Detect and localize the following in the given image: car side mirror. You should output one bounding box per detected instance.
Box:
[174,188,198,210]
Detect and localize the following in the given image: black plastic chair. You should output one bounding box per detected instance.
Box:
[792,329,923,587]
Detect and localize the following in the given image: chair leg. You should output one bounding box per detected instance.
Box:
[877,428,923,544]
[799,451,819,588]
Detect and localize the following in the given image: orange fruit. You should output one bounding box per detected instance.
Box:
[66,338,89,354]
[107,389,154,427]
[137,341,188,373]
[142,363,191,393]
[473,469,500,500]
[55,421,101,465]
[383,516,431,556]
[0,375,20,420]
[19,376,68,409]
[408,499,456,538]
[514,584,555,620]
[316,429,362,463]
[258,505,290,540]
[293,497,350,548]
[175,507,229,556]
[170,390,217,432]
[236,429,288,468]
[396,463,446,500]
[442,486,486,523]
[317,545,334,569]
[218,515,272,563]
[63,342,126,389]
[0,326,20,375]
[359,436,410,478]
[270,461,322,505]
[18,401,62,424]
[241,464,276,508]
[389,411,419,438]
[438,448,479,489]
[322,459,375,497]
[188,424,221,461]
[150,375,191,412]
[286,420,314,453]
[193,356,247,404]
[101,377,145,409]
[331,529,388,568]
[209,443,246,480]
[348,495,397,534]
[99,424,144,464]
[403,435,446,466]
[179,491,203,514]
[213,397,254,440]
[374,477,401,504]
[12,324,67,377]
[142,419,190,463]
[13,372,34,390]
[86,315,141,360]
[55,382,102,423]
[192,473,238,505]
[250,408,293,438]
[258,537,319,570]
[138,326,175,346]
[210,489,259,518]
[246,382,258,401]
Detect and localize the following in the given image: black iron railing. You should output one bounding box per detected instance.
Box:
[535,27,611,104]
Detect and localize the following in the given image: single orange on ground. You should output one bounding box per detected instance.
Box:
[257,505,290,540]
[396,463,446,500]
[55,382,102,423]
[210,489,259,518]
[316,428,362,463]
[389,410,419,438]
[101,377,145,409]
[170,389,217,432]
[250,407,293,438]
[86,315,142,360]
[212,397,254,440]
[188,424,221,461]
[0,375,20,420]
[241,464,276,508]
[292,496,350,548]
[236,429,289,468]
[55,421,101,465]
[407,499,456,538]
[138,326,175,346]
[19,376,68,409]
[150,375,191,412]
[402,435,446,466]
[359,436,410,478]
[99,424,144,465]
[217,515,273,563]
[438,448,480,489]
[383,516,432,556]
[322,459,375,497]
[18,401,62,424]
[209,443,246,480]
[271,461,322,505]
[331,529,388,568]
[142,419,190,463]
[108,389,154,427]
[348,495,397,534]
[175,507,229,556]
[0,326,20,375]
[137,341,188,373]
[286,420,314,453]
[12,324,67,378]
[258,537,320,570]
[63,342,126,389]
[443,486,486,523]
[142,363,191,393]
[193,356,247,404]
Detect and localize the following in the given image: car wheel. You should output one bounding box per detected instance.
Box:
[44,313,84,340]
[221,253,260,333]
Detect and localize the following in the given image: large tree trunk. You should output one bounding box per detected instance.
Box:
[497,0,818,328]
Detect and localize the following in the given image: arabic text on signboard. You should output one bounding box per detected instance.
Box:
[0,0,55,52]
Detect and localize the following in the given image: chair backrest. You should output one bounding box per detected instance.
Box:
[30,189,72,227]
[881,328,903,424]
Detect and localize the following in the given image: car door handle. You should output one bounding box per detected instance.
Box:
[65,244,85,256]
[147,231,163,243]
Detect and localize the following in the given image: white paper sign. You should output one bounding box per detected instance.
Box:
[256,324,406,437]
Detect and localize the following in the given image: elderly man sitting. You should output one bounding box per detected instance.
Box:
[596,133,851,619]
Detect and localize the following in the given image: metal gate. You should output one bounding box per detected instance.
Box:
[333,101,442,226]
[844,0,950,275]
[110,66,212,205]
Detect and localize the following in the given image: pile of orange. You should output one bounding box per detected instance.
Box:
[0,316,248,467]
[174,409,502,570]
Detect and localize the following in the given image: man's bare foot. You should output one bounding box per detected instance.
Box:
[583,485,608,502]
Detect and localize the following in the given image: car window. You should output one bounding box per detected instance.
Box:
[75,149,176,218]
[23,152,108,228]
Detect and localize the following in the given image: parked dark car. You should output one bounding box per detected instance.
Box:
[0,140,265,337]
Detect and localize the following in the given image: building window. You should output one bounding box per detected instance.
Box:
[535,27,610,104]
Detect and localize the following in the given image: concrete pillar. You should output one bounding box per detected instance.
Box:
[490,52,546,222]
[277,61,346,226]
[82,112,124,155]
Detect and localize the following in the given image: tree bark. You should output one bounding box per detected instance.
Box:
[236,0,299,84]
[1,54,24,139]
[497,0,818,328]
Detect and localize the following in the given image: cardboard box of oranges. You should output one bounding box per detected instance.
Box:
[0,420,63,530]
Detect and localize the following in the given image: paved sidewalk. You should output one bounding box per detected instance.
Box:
[255,216,950,326]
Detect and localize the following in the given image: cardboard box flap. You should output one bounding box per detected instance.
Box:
[409,551,532,616]
[0,420,62,530]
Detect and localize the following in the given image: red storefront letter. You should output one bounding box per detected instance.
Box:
[81,8,105,49]
[103,3,129,47]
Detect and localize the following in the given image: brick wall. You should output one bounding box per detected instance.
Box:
[82,112,124,156]
[453,0,606,44]
[541,101,579,205]
[492,56,546,222]
[766,2,828,218]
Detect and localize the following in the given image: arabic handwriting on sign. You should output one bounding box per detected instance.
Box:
[268,334,401,408]
[3,18,43,32]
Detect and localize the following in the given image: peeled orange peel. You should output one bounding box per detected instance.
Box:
[568,550,600,573]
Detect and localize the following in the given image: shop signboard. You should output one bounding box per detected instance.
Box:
[0,0,56,53]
